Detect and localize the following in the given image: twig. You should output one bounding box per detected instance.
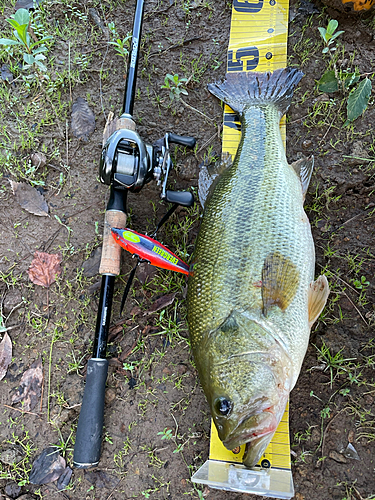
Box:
[180,98,215,122]
[40,368,45,413]
[342,291,368,326]
[3,404,40,417]
[196,129,221,155]
[68,41,72,102]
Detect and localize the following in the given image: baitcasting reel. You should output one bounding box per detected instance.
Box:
[99,115,196,207]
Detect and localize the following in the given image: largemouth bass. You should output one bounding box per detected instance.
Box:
[187,68,329,468]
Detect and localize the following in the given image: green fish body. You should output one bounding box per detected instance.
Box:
[187,68,329,467]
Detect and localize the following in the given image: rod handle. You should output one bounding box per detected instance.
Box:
[99,210,127,275]
[73,358,109,468]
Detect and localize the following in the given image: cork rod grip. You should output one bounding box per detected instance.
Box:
[99,210,127,275]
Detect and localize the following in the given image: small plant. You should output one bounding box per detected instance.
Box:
[108,21,132,66]
[157,428,173,440]
[162,74,188,101]
[0,9,52,73]
[353,275,370,290]
[314,340,356,387]
[318,19,344,55]
[317,19,372,124]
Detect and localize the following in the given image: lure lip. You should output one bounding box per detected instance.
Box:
[111,227,190,275]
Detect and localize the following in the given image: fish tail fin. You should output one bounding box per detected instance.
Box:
[208,68,304,116]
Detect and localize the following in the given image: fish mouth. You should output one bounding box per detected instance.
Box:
[243,433,275,468]
[222,409,277,452]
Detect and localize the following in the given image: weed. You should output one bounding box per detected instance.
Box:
[162,73,188,101]
[0,8,52,74]
[314,340,356,387]
[317,19,372,123]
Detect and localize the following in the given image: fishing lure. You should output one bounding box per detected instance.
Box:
[111,228,189,275]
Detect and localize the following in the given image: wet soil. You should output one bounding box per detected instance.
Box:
[0,0,374,499]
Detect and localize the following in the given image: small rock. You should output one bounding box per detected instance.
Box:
[105,388,116,405]
[329,450,347,463]
[348,430,355,443]
[302,139,312,149]
[2,289,22,315]
[176,363,188,375]
[0,448,23,465]
[162,367,172,376]
[4,482,21,498]
[30,152,47,169]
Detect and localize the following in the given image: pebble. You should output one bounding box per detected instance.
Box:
[329,450,347,463]
[105,388,116,405]
[2,289,22,315]
[0,449,23,465]
[4,482,21,498]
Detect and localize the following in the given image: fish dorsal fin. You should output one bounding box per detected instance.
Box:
[291,156,314,198]
[261,251,300,316]
[198,153,232,208]
[308,275,330,327]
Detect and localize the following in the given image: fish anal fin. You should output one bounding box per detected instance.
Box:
[198,153,232,208]
[261,252,300,316]
[308,275,330,327]
[291,156,314,199]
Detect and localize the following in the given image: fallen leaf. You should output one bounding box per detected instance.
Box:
[1,64,14,83]
[10,181,49,217]
[28,251,62,288]
[0,332,12,381]
[57,466,72,491]
[12,357,43,411]
[82,247,101,277]
[29,446,66,485]
[71,97,95,141]
[147,292,177,314]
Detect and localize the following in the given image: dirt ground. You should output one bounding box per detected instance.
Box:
[0,0,374,499]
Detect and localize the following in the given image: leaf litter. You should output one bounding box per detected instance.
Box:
[29,446,66,485]
[28,251,62,288]
[11,357,43,411]
[0,332,12,381]
[71,97,96,141]
[10,180,49,217]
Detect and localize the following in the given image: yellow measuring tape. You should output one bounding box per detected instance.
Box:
[192,0,294,496]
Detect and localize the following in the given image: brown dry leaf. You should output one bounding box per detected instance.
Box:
[10,181,49,217]
[28,251,62,288]
[0,332,12,381]
[147,292,177,314]
[12,357,43,411]
[71,97,95,141]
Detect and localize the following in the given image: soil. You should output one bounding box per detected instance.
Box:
[0,0,374,499]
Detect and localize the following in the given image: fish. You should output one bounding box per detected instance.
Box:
[187,68,330,468]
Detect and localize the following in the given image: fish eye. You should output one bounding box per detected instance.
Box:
[214,397,233,416]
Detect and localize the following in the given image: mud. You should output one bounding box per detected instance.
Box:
[0,0,374,499]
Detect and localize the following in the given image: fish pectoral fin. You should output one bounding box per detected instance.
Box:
[291,156,314,199]
[308,275,330,327]
[261,252,300,316]
[198,153,232,208]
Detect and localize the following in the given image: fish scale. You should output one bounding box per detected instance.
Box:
[188,104,314,374]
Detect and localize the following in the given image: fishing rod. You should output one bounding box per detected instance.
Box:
[73,0,195,468]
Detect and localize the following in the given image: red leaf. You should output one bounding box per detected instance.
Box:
[28,251,62,288]
[0,332,12,381]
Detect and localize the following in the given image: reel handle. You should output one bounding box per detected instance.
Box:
[168,133,196,149]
